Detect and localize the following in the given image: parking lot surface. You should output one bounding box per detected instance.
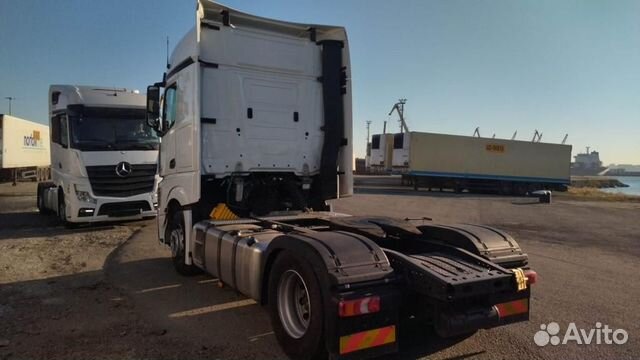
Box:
[1,182,638,359]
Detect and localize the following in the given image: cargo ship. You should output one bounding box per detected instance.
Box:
[571,147,607,176]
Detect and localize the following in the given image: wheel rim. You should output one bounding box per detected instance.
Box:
[169,222,184,257]
[277,269,311,339]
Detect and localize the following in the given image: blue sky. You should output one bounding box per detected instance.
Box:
[1,0,638,164]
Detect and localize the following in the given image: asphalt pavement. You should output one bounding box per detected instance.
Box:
[107,186,640,359]
[2,181,639,359]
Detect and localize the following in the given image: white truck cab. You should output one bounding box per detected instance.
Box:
[146,0,353,245]
[38,85,159,224]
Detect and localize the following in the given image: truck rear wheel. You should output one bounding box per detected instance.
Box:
[268,251,326,360]
[166,210,202,276]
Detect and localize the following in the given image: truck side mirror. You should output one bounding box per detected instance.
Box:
[146,85,161,133]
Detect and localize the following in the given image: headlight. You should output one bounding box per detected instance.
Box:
[74,184,97,204]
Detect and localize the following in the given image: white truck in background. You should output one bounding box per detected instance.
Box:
[146,2,537,359]
[37,85,159,225]
[0,114,51,184]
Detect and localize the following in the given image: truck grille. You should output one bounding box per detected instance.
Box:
[86,164,157,197]
[98,201,152,217]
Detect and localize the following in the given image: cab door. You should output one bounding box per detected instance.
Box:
[158,61,200,208]
[160,86,178,177]
[50,113,71,183]
[162,64,198,176]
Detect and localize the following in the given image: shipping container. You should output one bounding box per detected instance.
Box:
[406,131,571,193]
[391,132,410,169]
[369,133,394,170]
[366,131,572,194]
[0,114,51,182]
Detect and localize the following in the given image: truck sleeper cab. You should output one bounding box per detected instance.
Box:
[146,2,536,359]
[38,85,159,224]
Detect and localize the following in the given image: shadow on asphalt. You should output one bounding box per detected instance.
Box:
[0,211,117,241]
[0,211,59,229]
[511,200,546,206]
[107,254,478,359]
[106,256,249,316]
[0,267,185,359]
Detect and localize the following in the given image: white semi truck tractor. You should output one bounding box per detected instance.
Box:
[146,2,537,359]
[37,85,159,225]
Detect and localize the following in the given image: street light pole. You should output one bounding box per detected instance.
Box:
[5,97,15,115]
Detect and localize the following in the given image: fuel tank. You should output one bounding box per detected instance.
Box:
[192,222,282,300]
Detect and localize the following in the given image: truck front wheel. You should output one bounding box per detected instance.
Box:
[57,191,78,228]
[37,183,50,214]
[166,210,202,276]
[268,251,326,360]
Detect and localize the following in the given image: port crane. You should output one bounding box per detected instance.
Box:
[388,99,409,133]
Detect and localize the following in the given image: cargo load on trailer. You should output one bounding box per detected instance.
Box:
[0,114,51,183]
[144,2,537,359]
[406,131,571,194]
[371,130,571,194]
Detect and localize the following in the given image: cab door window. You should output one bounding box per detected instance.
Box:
[163,86,178,130]
[59,115,69,148]
[51,114,69,148]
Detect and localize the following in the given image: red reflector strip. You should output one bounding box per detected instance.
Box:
[495,298,529,318]
[339,325,396,355]
[338,296,381,317]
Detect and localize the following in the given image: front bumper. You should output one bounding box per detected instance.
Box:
[67,194,157,223]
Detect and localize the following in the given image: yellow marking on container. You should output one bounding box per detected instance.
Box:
[486,144,505,153]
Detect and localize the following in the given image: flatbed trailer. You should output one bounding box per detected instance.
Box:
[145,2,537,358]
[394,131,571,195]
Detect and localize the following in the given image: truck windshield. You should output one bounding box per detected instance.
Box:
[69,107,159,151]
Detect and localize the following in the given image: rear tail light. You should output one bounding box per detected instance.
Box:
[524,270,538,285]
[495,298,529,318]
[339,296,381,317]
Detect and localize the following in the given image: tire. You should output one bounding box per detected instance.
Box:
[453,181,464,194]
[268,251,326,360]
[58,191,65,222]
[38,183,54,214]
[499,181,513,196]
[514,183,528,196]
[58,191,76,228]
[37,183,46,214]
[166,210,202,276]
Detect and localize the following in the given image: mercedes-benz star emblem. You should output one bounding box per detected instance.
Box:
[115,161,132,178]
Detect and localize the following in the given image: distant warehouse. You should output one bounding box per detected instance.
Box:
[369,131,572,195]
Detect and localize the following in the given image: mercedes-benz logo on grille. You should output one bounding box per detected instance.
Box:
[115,161,132,178]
